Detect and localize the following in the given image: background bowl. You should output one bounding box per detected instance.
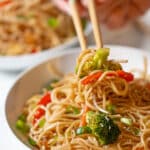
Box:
[0,23,91,71]
[5,45,150,149]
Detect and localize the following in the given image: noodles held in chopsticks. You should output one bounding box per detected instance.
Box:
[16,48,150,150]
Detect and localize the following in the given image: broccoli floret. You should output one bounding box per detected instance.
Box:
[103,60,122,71]
[86,111,120,145]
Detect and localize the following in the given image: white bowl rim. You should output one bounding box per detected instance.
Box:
[4,44,150,149]
[0,23,92,71]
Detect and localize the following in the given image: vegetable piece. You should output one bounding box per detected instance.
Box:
[28,137,37,146]
[31,48,37,54]
[46,79,59,90]
[0,0,12,7]
[80,105,89,127]
[82,70,134,85]
[47,18,59,28]
[16,114,30,133]
[66,106,80,114]
[103,60,122,71]
[106,103,116,114]
[33,93,51,124]
[51,136,58,146]
[77,49,109,77]
[18,114,26,122]
[116,70,134,82]
[131,127,140,136]
[81,71,103,85]
[39,118,46,128]
[33,108,45,124]
[38,92,51,106]
[76,126,92,135]
[93,48,110,69]
[120,117,132,126]
[79,59,96,77]
[86,111,120,145]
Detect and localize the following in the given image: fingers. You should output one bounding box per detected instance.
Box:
[52,0,87,17]
[132,0,150,14]
[106,3,129,29]
[53,0,150,29]
[127,3,141,21]
[52,0,71,15]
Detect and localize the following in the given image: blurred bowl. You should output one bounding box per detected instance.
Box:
[5,45,150,149]
[0,23,91,71]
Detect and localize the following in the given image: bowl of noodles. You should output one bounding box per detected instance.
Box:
[0,0,91,71]
[5,45,150,150]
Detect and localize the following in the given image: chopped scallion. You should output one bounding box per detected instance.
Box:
[16,120,30,133]
[46,79,59,91]
[120,117,132,126]
[106,104,116,114]
[28,137,37,146]
[47,18,59,28]
[132,127,140,136]
[39,118,46,128]
[76,126,92,135]
[66,106,80,114]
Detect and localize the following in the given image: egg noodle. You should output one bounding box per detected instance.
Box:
[0,0,75,55]
[18,49,150,150]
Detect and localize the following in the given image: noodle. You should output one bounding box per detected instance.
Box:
[17,49,150,150]
[0,0,75,55]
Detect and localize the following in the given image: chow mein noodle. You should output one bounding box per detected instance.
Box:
[16,48,150,150]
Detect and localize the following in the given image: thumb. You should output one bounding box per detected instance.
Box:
[53,0,87,17]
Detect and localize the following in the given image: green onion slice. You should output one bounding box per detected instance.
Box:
[47,18,59,28]
[120,117,132,126]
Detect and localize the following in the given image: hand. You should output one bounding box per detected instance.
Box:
[53,0,150,29]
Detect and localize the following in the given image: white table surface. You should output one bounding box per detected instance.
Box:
[0,23,150,150]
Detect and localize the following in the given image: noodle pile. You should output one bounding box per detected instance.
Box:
[0,0,75,55]
[18,49,150,150]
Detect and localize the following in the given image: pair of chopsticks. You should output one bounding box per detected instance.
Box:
[70,0,103,50]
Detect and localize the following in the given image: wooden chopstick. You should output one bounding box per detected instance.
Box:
[70,0,103,50]
[87,0,103,49]
[69,0,87,50]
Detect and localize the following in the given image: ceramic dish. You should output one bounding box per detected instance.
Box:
[0,23,91,71]
[5,45,150,149]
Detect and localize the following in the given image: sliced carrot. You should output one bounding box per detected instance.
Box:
[80,105,89,127]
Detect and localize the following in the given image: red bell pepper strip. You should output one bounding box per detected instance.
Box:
[81,71,103,85]
[81,70,134,85]
[33,108,45,124]
[0,0,12,7]
[38,92,51,106]
[33,93,51,124]
[31,48,37,54]
[80,105,89,127]
[116,70,134,82]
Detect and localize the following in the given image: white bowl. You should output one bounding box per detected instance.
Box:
[0,23,91,71]
[5,45,150,149]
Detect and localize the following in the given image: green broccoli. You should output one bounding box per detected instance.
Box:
[86,111,120,145]
[76,49,110,77]
[103,60,122,71]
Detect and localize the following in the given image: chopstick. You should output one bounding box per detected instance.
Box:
[70,0,87,50]
[70,0,103,50]
[87,0,103,49]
